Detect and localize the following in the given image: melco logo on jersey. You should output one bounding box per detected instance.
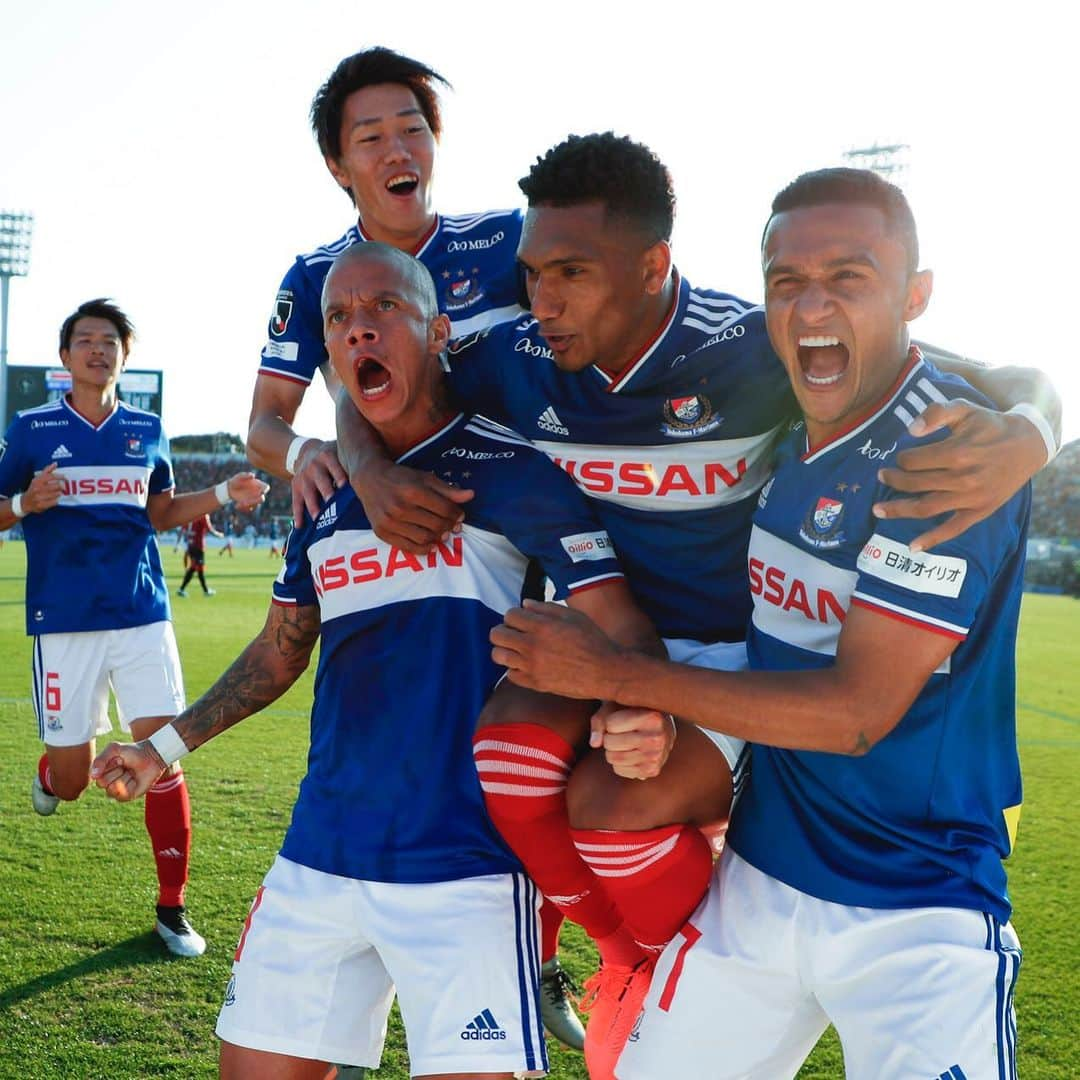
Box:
[441,447,514,460]
[31,419,68,430]
[515,338,554,361]
[446,231,505,253]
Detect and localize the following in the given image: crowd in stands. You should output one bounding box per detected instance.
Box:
[1030,440,1080,542]
[171,455,289,538]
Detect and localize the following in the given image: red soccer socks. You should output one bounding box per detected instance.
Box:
[144,768,191,909]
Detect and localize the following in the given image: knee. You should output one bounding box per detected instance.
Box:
[566,750,666,831]
[476,683,592,750]
[50,771,90,802]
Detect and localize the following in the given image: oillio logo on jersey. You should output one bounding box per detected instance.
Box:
[857,533,967,598]
[262,340,299,363]
[560,530,615,563]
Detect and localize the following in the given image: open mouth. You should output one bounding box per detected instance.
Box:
[385,172,420,197]
[356,357,392,400]
[797,335,849,387]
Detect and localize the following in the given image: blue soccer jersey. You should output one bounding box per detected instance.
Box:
[0,397,174,635]
[272,413,624,884]
[258,210,524,388]
[444,273,797,641]
[728,350,1029,924]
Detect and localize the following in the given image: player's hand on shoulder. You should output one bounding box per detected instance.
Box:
[23,461,64,514]
[90,740,167,802]
[228,471,271,512]
[351,460,473,554]
[290,440,347,526]
[590,704,676,780]
[875,399,1043,552]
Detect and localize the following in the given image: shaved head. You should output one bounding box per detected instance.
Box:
[323,242,439,320]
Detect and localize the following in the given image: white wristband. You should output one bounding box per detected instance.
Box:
[214,480,231,506]
[10,493,26,518]
[148,723,190,766]
[284,435,311,476]
[1007,403,1059,465]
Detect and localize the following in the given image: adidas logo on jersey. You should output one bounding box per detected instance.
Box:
[156,847,185,859]
[537,406,569,436]
[314,503,338,530]
[460,1008,507,1041]
[51,444,73,460]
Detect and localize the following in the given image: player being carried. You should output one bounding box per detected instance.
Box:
[0,298,267,957]
[248,45,587,1050]
[492,167,1032,1080]
[92,245,660,1078]
[336,133,1059,1078]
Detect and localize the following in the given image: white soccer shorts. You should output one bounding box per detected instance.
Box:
[617,849,1021,1080]
[664,637,750,784]
[32,621,186,747]
[216,856,549,1076]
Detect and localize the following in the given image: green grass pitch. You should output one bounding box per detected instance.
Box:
[0,544,1076,1078]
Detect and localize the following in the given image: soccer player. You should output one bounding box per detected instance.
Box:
[491,167,1030,1080]
[92,245,659,1078]
[247,47,524,499]
[337,133,1058,1078]
[177,512,222,596]
[0,298,267,958]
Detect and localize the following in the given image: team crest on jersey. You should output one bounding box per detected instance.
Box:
[270,290,294,336]
[661,394,722,438]
[46,714,62,731]
[124,436,145,458]
[442,269,485,313]
[799,495,846,549]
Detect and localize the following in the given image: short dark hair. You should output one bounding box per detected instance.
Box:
[58,298,135,357]
[310,47,450,163]
[767,167,919,272]
[518,132,676,244]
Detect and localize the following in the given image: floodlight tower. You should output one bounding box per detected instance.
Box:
[843,143,910,181]
[0,211,34,426]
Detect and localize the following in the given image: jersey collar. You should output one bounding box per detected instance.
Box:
[591,271,685,394]
[63,393,119,431]
[801,345,924,463]
[356,214,440,259]
[396,411,466,463]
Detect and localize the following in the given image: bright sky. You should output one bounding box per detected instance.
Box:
[3,0,1078,443]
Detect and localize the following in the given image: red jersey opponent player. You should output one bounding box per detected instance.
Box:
[178,513,223,596]
[0,299,267,958]
[93,245,659,1078]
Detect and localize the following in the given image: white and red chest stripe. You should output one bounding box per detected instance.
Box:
[283,523,620,624]
[534,429,781,513]
[52,465,153,508]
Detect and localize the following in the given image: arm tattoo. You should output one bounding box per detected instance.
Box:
[173,604,320,751]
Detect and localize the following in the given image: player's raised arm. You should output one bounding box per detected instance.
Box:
[146,471,268,532]
[92,601,321,802]
[879,350,1060,551]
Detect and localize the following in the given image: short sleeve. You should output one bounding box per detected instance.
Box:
[272,522,319,608]
[257,258,328,388]
[488,447,624,600]
[150,424,175,494]
[444,327,511,421]
[0,418,30,498]
[852,459,1030,641]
